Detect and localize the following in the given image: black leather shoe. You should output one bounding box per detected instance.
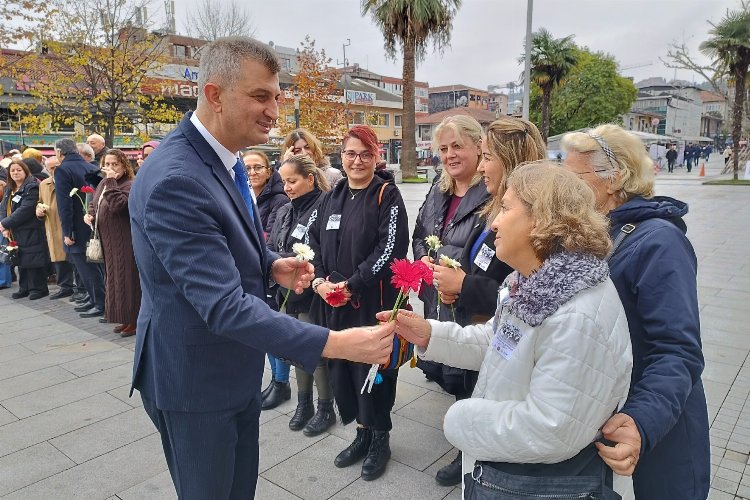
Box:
[261,381,291,410]
[98,317,108,324]
[435,450,462,486]
[74,302,95,312]
[288,392,314,431]
[303,399,336,437]
[70,292,87,302]
[80,308,104,318]
[29,291,49,300]
[361,430,391,481]
[260,381,274,402]
[50,289,74,300]
[334,427,371,468]
[11,291,29,299]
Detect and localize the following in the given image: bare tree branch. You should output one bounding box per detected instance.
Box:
[183,0,255,41]
[662,41,728,98]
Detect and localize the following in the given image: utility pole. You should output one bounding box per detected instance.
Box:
[522,0,533,120]
[338,39,352,110]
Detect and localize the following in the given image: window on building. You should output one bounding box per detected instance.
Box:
[395,114,402,128]
[174,44,187,59]
[373,112,390,127]
[350,111,365,125]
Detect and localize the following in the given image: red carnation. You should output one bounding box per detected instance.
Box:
[80,186,95,194]
[325,288,347,307]
[413,260,434,286]
[7,241,17,248]
[390,258,423,293]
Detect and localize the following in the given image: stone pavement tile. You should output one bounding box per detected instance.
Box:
[329,459,453,500]
[0,366,77,401]
[0,393,130,458]
[392,380,429,412]
[703,360,743,385]
[424,448,458,479]
[708,487,736,499]
[0,304,46,323]
[0,324,79,349]
[0,343,33,363]
[259,408,285,426]
[262,434,360,500]
[108,385,143,408]
[737,483,750,499]
[2,314,66,332]
[395,365,443,392]
[258,411,327,473]
[721,457,747,474]
[256,477,302,499]
[712,475,739,495]
[0,442,75,496]
[700,293,750,312]
[442,487,462,500]
[717,466,744,483]
[714,420,736,433]
[21,329,100,354]
[705,380,732,408]
[703,329,750,350]
[3,434,167,500]
[703,304,750,323]
[716,289,750,302]
[2,363,132,418]
[49,407,156,464]
[0,340,117,381]
[117,470,176,500]
[60,347,134,377]
[0,405,17,426]
[395,390,454,430]
[389,413,453,471]
[725,450,748,464]
[704,342,750,367]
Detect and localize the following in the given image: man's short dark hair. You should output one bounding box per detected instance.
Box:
[55,138,78,156]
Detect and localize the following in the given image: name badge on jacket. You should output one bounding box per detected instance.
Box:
[12,195,21,203]
[326,214,341,230]
[291,224,307,239]
[474,243,495,272]
[492,322,523,360]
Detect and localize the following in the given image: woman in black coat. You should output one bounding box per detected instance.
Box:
[308,125,409,481]
[0,159,49,299]
[243,150,289,237]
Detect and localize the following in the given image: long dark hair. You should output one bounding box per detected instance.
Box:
[7,159,32,191]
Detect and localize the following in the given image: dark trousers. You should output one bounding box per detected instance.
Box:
[19,267,48,294]
[73,266,86,294]
[55,261,75,292]
[329,360,398,431]
[667,159,675,172]
[67,252,105,309]
[142,395,261,500]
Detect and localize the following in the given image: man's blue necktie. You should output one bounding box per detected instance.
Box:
[232,159,255,223]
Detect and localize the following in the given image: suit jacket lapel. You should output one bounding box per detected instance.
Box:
[178,114,264,256]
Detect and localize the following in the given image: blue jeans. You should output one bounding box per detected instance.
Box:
[267,354,290,383]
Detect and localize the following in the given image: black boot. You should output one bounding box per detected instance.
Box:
[361,430,391,481]
[289,392,314,431]
[334,427,371,468]
[303,399,336,437]
[435,450,462,486]
[260,380,274,402]
[261,381,291,410]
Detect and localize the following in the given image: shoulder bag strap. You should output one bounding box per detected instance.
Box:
[92,186,106,237]
[605,223,637,262]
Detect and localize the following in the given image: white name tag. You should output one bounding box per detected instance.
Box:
[12,195,21,203]
[474,243,495,272]
[291,224,307,240]
[326,214,341,230]
[492,322,523,360]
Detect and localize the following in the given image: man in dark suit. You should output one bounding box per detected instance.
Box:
[53,138,105,317]
[129,37,395,500]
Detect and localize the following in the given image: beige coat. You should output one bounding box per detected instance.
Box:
[37,177,67,262]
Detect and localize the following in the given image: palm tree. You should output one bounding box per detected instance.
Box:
[362,0,462,178]
[700,6,750,180]
[525,28,577,142]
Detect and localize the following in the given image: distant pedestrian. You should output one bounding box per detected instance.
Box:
[666,145,677,173]
[724,146,732,165]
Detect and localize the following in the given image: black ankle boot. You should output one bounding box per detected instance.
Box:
[361,430,391,481]
[260,380,274,402]
[289,392,314,431]
[303,398,336,437]
[435,450,462,486]
[261,381,291,410]
[334,427,371,468]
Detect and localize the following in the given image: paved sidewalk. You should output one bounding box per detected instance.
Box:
[0,155,747,499]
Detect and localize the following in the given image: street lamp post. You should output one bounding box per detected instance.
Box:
[294,87,300,128]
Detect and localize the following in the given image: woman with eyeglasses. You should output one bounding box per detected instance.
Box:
[243,149,292,410]
[308,125,409,481]
[562,124,709,500]
[282,128,343,188]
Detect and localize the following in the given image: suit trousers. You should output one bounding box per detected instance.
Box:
[142,394,262,500]
[55,261,75,292]
[18,267,48,295]
[67,252,105,309]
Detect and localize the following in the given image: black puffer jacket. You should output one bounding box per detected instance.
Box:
[256,170,289,236]
[412,181,489,319]
[267,188,325,315]
[1,177,48,268]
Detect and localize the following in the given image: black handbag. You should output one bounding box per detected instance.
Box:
[464,443,621,500]
[0,238,18,266]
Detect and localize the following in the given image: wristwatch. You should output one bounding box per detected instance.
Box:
[312,277,325,292]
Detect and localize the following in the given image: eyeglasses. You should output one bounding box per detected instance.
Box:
[573,169,610,177]
[342,150,374,162]
[246,165,267,173]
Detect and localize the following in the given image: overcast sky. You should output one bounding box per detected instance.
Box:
[176,0,737,90]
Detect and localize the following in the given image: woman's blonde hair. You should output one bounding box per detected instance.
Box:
[561,123,654,201]
[480,117,546,220]
[507,160,611,260]
[283,128,327,167]
[432,115,483,194]
[280,154,330,192]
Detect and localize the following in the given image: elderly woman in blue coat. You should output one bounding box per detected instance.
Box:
[382,162,633,499]
[563,124,709,500]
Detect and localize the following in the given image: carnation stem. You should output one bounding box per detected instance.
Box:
[279,269,297,311]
